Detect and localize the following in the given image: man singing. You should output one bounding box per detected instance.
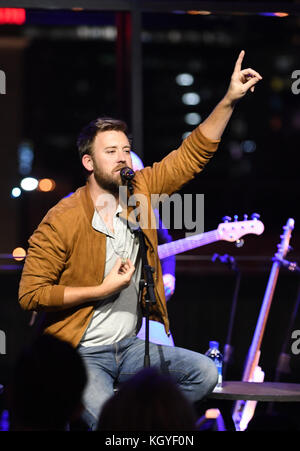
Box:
[19,51,262,430]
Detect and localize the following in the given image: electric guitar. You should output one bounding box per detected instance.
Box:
[137,214,265,345]
[158,214,265,260]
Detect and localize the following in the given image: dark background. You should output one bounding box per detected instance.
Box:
[1,6,300,424]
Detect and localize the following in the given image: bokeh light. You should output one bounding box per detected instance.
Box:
[12,247,26,261]
[38,178,56,192]
[11,187,21,198]
[20,177,38,191]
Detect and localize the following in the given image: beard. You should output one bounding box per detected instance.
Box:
[92,159,122,196]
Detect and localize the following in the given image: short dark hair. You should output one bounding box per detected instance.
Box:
[77,117,129,159]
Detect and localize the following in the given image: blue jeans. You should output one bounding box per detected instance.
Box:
[77,336,218,430]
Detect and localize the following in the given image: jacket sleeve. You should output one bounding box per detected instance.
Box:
[138,125,220,198]
[18,218,67,312]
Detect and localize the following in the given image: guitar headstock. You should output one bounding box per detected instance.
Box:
[217,213,264,242]
[276,218,295,258]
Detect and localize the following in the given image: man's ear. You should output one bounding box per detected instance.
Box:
[82,154,93,172]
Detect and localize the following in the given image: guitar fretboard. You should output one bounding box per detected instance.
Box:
[158,229,220,259]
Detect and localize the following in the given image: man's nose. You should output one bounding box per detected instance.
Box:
[117,150,126,162]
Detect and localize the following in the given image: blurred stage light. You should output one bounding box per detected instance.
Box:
[11,187,21,198]
[176,73,194,86]
[167,30,182,43]
[270,116,282,131]
[0,8,25,25]
[274,12,289,17]
[63,192,74,199]
[20,177,38,191]
[228,141,243,160]
[182,92,201,105]
[76,25,116,41]
[241,140,257,153]
[259,12,289,17]
[184,112,201,125]
[12,247,26,261]
[18,141,34,175]
[275,55,294,72]
[182,131,192,140]
[38,178,56,192]
[270,77,285,92]
[187,11,211,15]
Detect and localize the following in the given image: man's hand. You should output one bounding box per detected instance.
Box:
[199,50,262,140]
[62,257,135,308]
[100,257,135,298]
[225,50,262,105]
[163,273,175,302]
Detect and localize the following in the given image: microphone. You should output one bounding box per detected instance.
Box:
[120,166,135,182]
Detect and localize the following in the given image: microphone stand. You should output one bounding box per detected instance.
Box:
[126,178,157,368]
[212,253,241,380]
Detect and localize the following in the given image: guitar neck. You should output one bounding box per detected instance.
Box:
[242,262,281,382]
[158,229,220,259]
[241,218,294,382]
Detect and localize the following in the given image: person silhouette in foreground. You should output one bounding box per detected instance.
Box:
[8,334,87,431]
[97,366,197,431]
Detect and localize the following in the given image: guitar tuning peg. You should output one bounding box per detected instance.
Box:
[222,216,232,223]
[251,213,260,220]
[235,239,244,248]
[234,215,238,222]
[244,214,248,220]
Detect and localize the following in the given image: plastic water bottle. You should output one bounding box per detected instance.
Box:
[205,340,223,391]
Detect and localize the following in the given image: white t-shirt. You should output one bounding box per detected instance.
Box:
[80,205,142,346]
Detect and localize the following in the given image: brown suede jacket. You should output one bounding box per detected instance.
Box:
[18,126,220,348]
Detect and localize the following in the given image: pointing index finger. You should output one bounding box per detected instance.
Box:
[234,50,245,73]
